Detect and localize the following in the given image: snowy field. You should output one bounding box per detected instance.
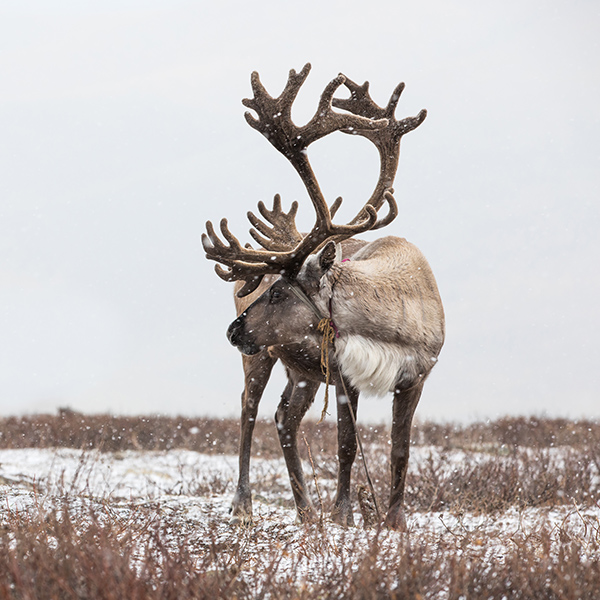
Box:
[1,444,598,597]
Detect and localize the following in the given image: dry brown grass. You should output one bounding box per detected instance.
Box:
[0,412,598,599]
[347,445,600,514]
[2,412,599,453]
[1,495,598,599]
[413,415,600,449]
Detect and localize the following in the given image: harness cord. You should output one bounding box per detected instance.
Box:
[317,317,336,424]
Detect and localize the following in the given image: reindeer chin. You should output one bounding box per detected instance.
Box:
[229,334,263,356]
[238,342,263,356]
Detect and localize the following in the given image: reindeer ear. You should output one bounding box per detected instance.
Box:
[319,241,338,273]
[297,241,339,292]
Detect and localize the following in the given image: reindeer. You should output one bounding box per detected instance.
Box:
[202,64,444,529]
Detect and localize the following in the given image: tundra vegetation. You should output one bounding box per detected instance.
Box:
[0,412,598,599]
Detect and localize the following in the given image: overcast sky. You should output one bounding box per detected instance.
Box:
[1,1,598,423]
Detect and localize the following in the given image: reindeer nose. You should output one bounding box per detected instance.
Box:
[227,315,261,355]
[227,317,245,345]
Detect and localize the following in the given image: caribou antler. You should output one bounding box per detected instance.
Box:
[246,194,302,251]
[202,193,394,296]
[246,194,344,252]
[243,74,426,253]
[202,64,421,297]
[333,76,427,220]
[241,64,388,228]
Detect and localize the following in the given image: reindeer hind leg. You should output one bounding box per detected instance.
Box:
[385,381,423,530]
[275,372,320,523]
[331,381,360,527]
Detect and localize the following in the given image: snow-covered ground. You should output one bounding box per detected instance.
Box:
[0,447,598,589]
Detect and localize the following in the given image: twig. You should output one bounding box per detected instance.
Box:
[302,434,324,528]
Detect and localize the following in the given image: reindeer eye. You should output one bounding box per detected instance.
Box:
[269,288,283,303]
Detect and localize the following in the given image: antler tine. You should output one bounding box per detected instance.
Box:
[370,190,398,231]
[332,77,381,119]
[396,108,428,136]
[334,79,408,122]
[329,196,343,218]
[385,81,407,119]
[203,218,286,296]
[203,219,286,266]
[247,194,302,251]
[333,76,427,214]
[242,64,312,158]
[214,263,270,297]
[246,193,346,254]
[301,74,389,147]
[280,65,312,115]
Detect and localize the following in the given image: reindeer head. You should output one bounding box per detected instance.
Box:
[226,241,340,355]
[202,64,426,354]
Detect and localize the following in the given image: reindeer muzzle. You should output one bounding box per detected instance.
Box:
[227,316,262,356]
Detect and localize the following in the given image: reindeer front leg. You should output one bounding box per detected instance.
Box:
[231,352,276,524]
[331,382,359,527]
[386,381,423,530]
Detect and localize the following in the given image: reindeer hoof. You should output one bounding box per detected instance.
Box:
[230,508,253,526]
[384,505,407,531]
[330,501,355,527]
[296,505,318,524]
[230,511,253,527]
[230,494,253,526]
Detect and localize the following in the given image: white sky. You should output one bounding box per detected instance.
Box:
[1,1,599,423]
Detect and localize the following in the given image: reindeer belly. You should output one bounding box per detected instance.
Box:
[335,335,431,397]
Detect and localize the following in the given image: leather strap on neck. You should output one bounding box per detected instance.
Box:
[286,280,326,321]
